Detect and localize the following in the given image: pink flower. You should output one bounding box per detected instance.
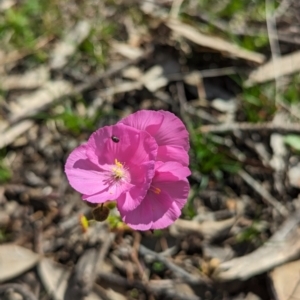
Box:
[65,123,158,211]
[65,110,191,231]
[119,110,189,166]
[119,161,191,230]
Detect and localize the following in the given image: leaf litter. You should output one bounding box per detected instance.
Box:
[1,0,300,299]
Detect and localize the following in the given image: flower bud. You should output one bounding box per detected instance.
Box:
[92,205,110,222]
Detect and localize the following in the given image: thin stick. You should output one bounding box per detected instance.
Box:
[138,244,210,285]
[199,122,300,134]
[238,169,288,217]
[265,0,282,104]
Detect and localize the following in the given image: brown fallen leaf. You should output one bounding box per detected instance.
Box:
[170,218,235,242]
[270,260,300,300]
[0,66,49,90]
[9,80,73,123]
[38,258,105,300]
[50,20,91,70]
[167,19,265,64]
[0,120,34,150]
[213,209,300,281]
[246,50,300,86]
[0,245,40,282]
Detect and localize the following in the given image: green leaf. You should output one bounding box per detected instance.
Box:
[284,135,300,151]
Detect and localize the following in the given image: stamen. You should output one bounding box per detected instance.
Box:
[151,186,161,194]
[115,159,123,168]
[111,159,125,180]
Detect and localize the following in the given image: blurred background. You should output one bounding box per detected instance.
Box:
[1,0,300,299]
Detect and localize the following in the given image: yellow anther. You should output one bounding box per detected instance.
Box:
[115,159,123,168]
[152,187,161,194]
[111,159,125,180]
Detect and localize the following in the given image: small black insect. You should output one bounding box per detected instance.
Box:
[111,135,120,143]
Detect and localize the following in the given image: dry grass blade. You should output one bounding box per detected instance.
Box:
[167,19,265,64]
[246,50,300,86]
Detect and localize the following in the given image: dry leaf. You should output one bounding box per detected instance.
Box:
[0,120,34,149]
[50,21,91,70]
[38,259,69,300]
[246,50,300,86]
[214,209,300,281]
[111,42,144,60]
[0,0,15,11]
[270,260,300,300]
[0,245,40,282]
[9,80,73,122]
[0,66,49,90]
[38,259,104,300]
[167,19,265,64]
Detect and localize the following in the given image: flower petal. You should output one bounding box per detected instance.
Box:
[82,181,134,204]
[65,144,110,195]
[119,110,164,137]
[86,123,157,167]
[117,162,155,211]
[154,179,190,210]
[157,145,189,166]
[154,161,191,181]
[119,110,190,162]
[119,189,181,230]
[155,110,189,151]
[66,123,158,207]
[152,161,190,210]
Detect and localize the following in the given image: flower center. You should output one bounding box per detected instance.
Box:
[111,159,126,180]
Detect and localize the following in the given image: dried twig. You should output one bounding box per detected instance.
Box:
[138,245,209,285]
[199,122,300,134]
[238,169,288,217]
[98,271,201,300]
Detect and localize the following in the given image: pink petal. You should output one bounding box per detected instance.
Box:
[154,161,191,181]
[119,161,190,230]
[155,110,189,151]
[119,189,181,230]
[154,179,190,210]
[65,124,158,205]
[152,161,190,210]
[157,145,189,166]
[65,144,111,196]
[119,110,189,151]
[86,123,157,167]
[82,180,134,203]
[119,110,164,137]
[117,162,155,211]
